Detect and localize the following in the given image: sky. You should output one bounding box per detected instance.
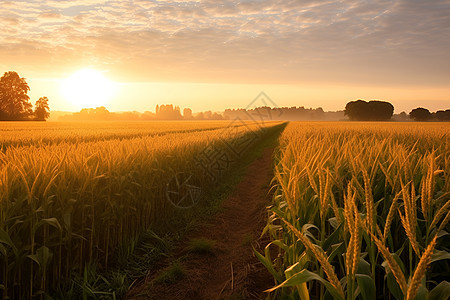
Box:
[1,0,449,113]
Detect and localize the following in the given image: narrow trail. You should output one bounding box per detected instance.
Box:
[128,146,276,300]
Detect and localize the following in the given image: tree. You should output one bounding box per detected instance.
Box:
[409,107,432,121]
[398,111,408,119]
[211,112,223,120]
[76,106,111,120]
[183,108,193,119]
[194,112,204,120]
[0,71,32,120]
[345,100,367,120]
[435,109,450,121]
[345,100,394,121]
[368,100,394,120]
[34,97,50,121]
[156,104,182,120]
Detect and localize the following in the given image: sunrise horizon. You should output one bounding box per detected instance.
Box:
[2,0,449,115]
[22,76,450,115]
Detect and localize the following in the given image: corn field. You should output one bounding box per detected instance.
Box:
[0,120,277,298]
[259,122,450,300]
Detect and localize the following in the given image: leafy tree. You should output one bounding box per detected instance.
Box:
[34,96,50,121]
[369,100,394,120]
[0,71,32,120]
[345,100,368,120]
[435,109,450,121]
[409,107,432,121]
[345,100,394,121]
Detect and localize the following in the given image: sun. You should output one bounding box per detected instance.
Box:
[61,69,116,109]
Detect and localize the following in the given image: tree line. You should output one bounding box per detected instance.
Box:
[223,106,344,121]
[59,105,226,121]
[0,71,50,121]
[2,70,447,122]
[345,99,449,121]
[61,101,449,122]
[409,107,450,121]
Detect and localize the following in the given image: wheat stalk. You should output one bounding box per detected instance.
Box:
[330,193,341,223]
[437,209,450,234]
[399,182,421,257]
[420,159,429,220]
[351,197,361,276]
[361,167,375,233]
[276,213,345,298]
[430,199,450,230]
[370,231,408,294]
[426,154,436,220]
[383,191,401,243]
[344,188,355,277]
[406,235,438,300]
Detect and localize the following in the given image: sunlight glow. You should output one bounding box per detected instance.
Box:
[61,69,116,109]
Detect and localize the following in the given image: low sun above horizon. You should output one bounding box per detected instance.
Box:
[61,69,117,110]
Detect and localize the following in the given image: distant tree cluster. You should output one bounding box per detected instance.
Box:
[34,97,50,120]
[183,108,192,119]
[409,107,450,121]
[61,106,148,121]
[0,71,50,121]
[224,106,343,121]
[61,105,345,122]
[155,104,225,120]
[156,104,182,120]
[194,110,223,120]
[60,104,230,121]
[345,100,394,121]
[435,110,450,121]
[343,100,449,122]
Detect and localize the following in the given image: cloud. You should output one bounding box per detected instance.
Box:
[0,0,449,86]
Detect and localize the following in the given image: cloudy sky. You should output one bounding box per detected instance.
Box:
[1,0,449,112]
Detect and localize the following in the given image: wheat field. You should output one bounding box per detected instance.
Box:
[0,120,278,298]
[259,122,449,300]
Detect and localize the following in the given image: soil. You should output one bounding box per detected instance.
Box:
[127,146,276,300]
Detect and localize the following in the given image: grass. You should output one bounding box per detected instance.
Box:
[241,233,254,246]
[187,238,216,255]
[153,261,186,284]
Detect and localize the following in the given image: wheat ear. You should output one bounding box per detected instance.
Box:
[276,214,345,298]
[406,235,438,300]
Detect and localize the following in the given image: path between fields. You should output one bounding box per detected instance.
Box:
[128,146,275,300]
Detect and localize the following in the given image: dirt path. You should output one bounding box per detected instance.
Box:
[128,146,275,300]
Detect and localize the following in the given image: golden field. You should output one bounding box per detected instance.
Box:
[0,120,278,298]
[259,122,449,300]
[1,120,448,299]
[0,121,236,148]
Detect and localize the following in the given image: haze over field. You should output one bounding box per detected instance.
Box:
[1,0,449,112]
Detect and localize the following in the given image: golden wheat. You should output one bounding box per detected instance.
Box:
[261,122,449,299]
